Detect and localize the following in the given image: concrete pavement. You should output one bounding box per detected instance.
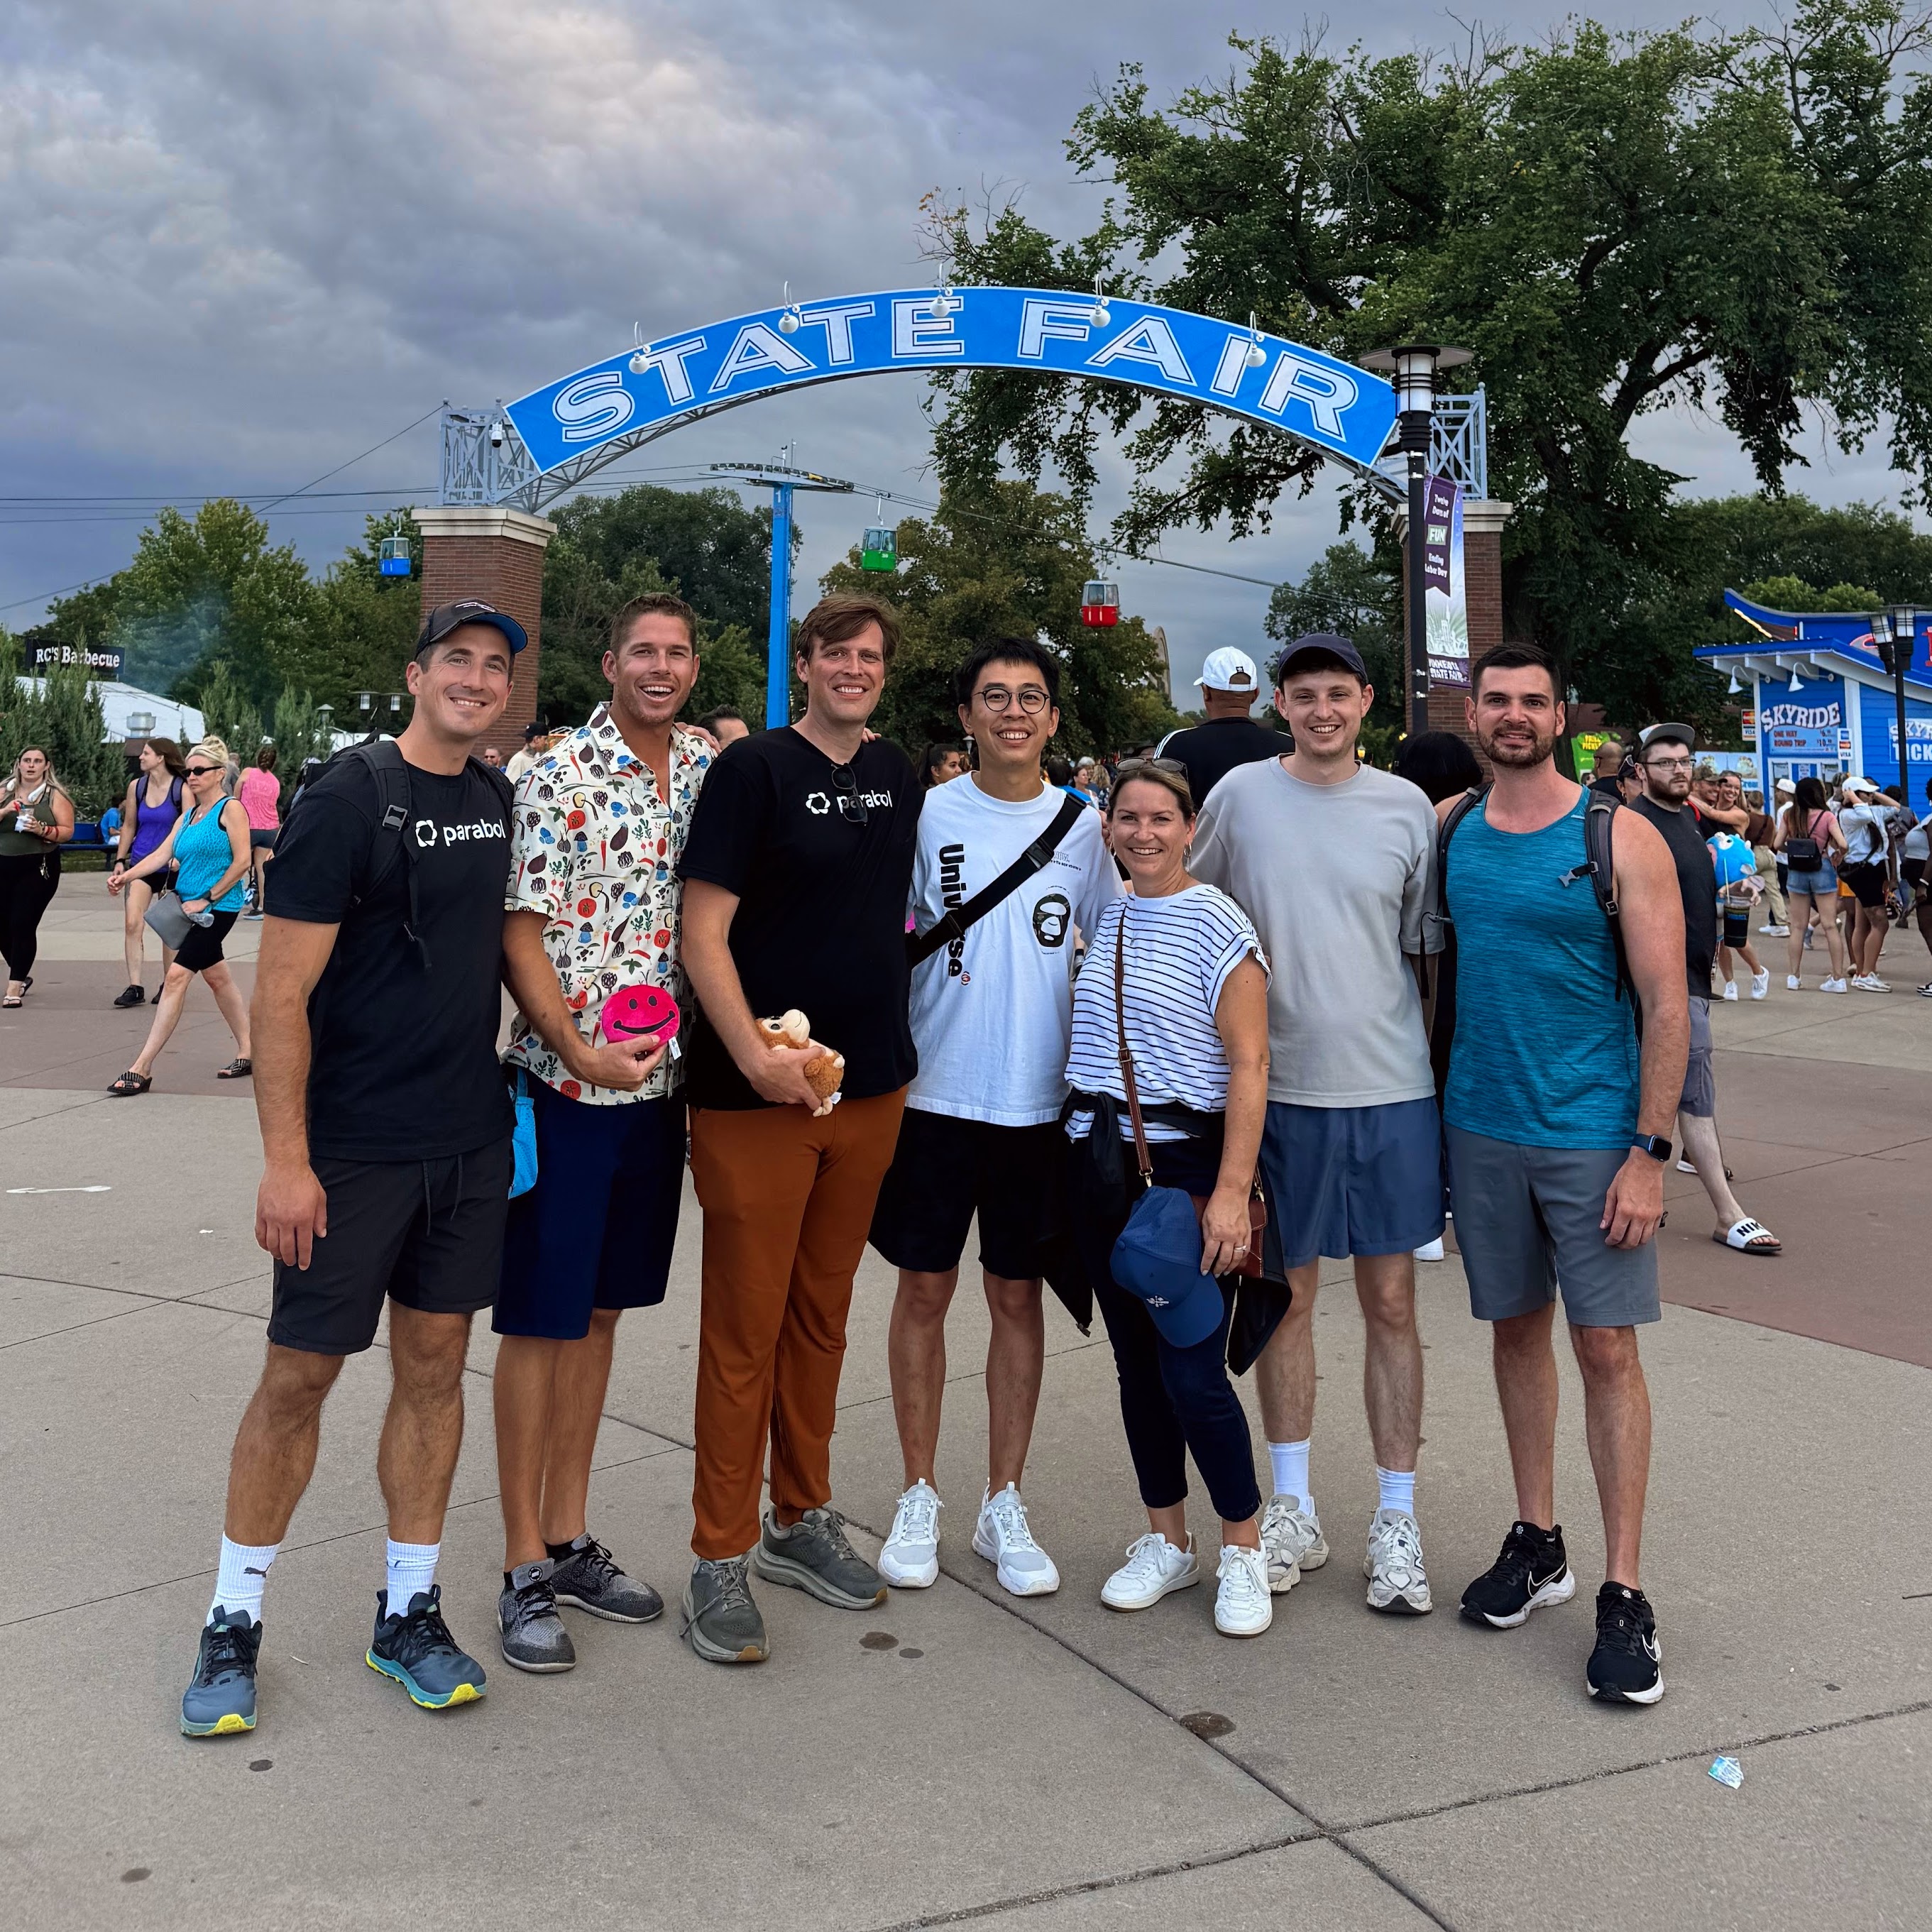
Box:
[3,904,1928,1931]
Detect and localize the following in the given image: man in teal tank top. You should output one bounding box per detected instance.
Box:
[1440,644,1689,1708]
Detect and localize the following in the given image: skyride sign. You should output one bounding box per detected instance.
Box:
[503,288,1400,481]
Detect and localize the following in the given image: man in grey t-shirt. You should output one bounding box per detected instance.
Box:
[1190,634,1444,1620]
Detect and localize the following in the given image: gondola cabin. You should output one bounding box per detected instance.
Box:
[378,534,413,578]
[1080,579,1119,627]
[860,525,897,571]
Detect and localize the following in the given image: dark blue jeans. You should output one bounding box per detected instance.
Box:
[1072,1133,1262,1525]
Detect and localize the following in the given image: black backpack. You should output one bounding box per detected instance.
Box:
[1429,783,1639,1095]
[282,738,514,969]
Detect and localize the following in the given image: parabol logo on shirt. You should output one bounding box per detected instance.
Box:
[414,818,510,847]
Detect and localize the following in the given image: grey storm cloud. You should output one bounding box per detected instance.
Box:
[0,0,1911,684]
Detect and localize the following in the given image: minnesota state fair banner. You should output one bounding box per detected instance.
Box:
[1422,476,1469,688]
[502,289,1400,480]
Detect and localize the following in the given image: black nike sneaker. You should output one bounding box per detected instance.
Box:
[1459,1520,1577,1628]
[1587,1582,1664,1704]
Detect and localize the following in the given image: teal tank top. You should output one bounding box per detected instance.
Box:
[174,799,246,911]
[1444,791,1640,1149]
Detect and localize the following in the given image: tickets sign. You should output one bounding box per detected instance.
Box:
[504,289,1400,479]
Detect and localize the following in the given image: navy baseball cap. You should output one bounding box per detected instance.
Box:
[1109,1190,1229,1349]
[1273,632,1368,686]
[416,598,528,657]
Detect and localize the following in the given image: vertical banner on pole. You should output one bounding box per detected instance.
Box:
[1422,477,1469,688]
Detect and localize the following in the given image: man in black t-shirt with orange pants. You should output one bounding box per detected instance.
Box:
[676,594,921,1664]
[178,600,522,1737]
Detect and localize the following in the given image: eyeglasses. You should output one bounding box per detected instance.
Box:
[975,685,1051,715]
[1112,757,1188,780]
[1642,754,1694,772]
[184,764,222,777]
[831,762,867,825]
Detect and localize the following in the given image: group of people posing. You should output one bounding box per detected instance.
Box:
[178,586,1696,1743]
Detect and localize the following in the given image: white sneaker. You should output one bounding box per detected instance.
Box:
[971,1483,1059,1596]
[1751,969,1770,999]
[1676,1158,1699,1174]
[1100,1532,1199,1610]
[878,1480,942,1588]
[1363,1508,1432,1615]
[1760,923,1790,936]
[1852,973,1889,992]
[1258,1495,1327,1592]
[1720,980,1739,1001]
[1821,977,1849,994]
[1412,1236,1445,1262]
[1214,1544,1273,1637]
[1786,975,1802,990]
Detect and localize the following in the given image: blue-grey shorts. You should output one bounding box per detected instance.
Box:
[1786,864,1837,896]
[1444,1125,1660,1328]
[1258,1097,1444,1269]
[1680,996,1716,1119]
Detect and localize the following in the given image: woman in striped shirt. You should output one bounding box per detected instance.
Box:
[1063,762,1280,1637]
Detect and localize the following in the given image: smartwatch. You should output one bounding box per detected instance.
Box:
[1631,1133,1672,1163]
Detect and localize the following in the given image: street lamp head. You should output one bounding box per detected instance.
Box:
[1870,610,1894,646]
[1889,603,1919,641]
[1359,342,1474,415]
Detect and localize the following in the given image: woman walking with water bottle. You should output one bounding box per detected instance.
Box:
[106,740,253,1094]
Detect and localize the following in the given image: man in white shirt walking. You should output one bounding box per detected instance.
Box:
[871,639,1122,1596]
[1191,635,1444,1616]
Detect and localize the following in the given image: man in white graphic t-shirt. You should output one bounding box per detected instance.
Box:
[869,639,1121,1598]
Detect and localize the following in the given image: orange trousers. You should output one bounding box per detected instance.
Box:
[688,1088,906,1560]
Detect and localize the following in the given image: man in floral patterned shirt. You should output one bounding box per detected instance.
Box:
[490,591,714,1675]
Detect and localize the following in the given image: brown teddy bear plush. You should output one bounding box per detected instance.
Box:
[757,1009,845,1113]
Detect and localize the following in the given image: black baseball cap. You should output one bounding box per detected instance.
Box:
[415,598,528,657]
[1273,632,1368,686]
[1640,721,1696,755]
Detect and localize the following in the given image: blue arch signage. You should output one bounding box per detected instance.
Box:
[503,287,1399,481]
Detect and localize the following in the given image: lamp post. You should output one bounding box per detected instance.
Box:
[1359,342,1473,739]
[1872,606,1916,801]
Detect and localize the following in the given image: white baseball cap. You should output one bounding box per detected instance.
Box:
[1842,775,1879,796]
[1195,647,1259,691]
[1774,776,1795,796]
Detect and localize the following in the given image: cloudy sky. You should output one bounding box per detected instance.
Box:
[2,0,1916,696]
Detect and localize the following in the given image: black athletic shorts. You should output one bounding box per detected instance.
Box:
[268,1137,511,1355]
[175,909,238,975]
[1842,857,1888,909]
[869,1109,1071,1280]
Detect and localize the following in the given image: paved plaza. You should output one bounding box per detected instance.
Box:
[4,897,1929,1931]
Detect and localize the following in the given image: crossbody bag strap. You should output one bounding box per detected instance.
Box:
[1112,906,1154,1184]
[907,789,1087,967]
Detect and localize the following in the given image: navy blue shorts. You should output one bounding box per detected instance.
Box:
[1258,1097,1444,1269]
[494,1082,686,1341]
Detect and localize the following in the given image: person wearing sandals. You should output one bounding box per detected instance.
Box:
[1062,762,1283,1637]
[105,740,253,1093]
[0,746,76,1006]
[109,737,187,1005]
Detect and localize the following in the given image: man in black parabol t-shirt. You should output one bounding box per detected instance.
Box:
[675,595,921,1664]
[177,600,522,1740]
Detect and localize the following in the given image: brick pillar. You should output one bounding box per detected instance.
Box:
[1396,497,1513,749]
[411,505,557,759]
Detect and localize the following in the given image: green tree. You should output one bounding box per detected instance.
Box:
[101,500,317,704]
[304,513,424,718]
[928,4,1932,732]
[0,637,131,819]
[819,481,1179,755]
[193,659,262,757]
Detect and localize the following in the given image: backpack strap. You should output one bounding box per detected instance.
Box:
[908,789,1087,968]
[1582,789,1642,1035]
[1434,782,1491,930]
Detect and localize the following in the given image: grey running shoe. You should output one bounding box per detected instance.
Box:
[1259,1495,1328,1593]
[180,1607,261,1736]
[549,1534,663,1623]
[681,1554,769,1664]
[1363,1508,1433,1615]
[498,1560,576,1674]
[752,1508,887,1610]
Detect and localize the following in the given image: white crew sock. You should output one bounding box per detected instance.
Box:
[385,1538,440,1614]
[1268,1439,1314,1517]
[210,1536,279,1625]
[1376,1466,1417,1517]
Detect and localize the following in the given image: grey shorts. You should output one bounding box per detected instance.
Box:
[1681,995,1716,1119]
[1445,1126,1660,1328]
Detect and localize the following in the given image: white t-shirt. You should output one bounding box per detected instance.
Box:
[1839,801,1887,865]
[1902,810,1927,862]
[1065,887,1268,1141]
[905,776,1122,1126]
